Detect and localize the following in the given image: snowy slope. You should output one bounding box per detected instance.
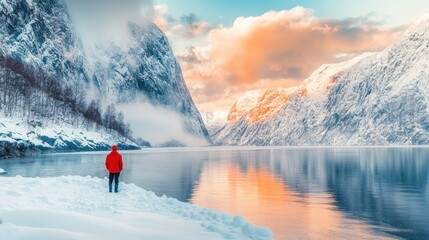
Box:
[228,88,298,125]
[227,90,266,123]
[201,111,228,136]
[214,15,429,146]
[0,176,272,240]
[0,116,138,158]
[298,53,373,98]
[0,0,210,148]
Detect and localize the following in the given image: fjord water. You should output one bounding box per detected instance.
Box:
[1,147,428,239]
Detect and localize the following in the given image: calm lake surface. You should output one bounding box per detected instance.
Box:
[1,146,428,239]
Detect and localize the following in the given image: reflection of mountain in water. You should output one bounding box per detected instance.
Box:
[124,151,207,202]
[264,148,429,239]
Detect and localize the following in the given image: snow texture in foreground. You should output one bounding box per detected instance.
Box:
[0,176,272,240]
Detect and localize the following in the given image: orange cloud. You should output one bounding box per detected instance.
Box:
[207,7,403,84]
[175,7,405,112]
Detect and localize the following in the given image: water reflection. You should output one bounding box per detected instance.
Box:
[0,150,206,202]
[122,151,206,202]
[191,150,398,239]
[1,147,428,239]
[273,148,429,239]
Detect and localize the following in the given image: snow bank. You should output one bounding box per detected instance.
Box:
[0,116,139,158]
[0,176,272,240]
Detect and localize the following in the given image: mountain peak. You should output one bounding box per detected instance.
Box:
[408,13,429,31]
[394,13,429,48]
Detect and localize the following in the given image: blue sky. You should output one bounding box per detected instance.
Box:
[157,0,429,27]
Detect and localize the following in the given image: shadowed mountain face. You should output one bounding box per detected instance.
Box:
[214,16,429,146]
[0,0,210,146]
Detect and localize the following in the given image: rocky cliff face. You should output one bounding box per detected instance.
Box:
[214,16,429,146]
[0,0,210,154]
[0,0,89,85]
[90,22,209,142]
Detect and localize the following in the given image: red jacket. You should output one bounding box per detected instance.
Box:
[105,145,123,173]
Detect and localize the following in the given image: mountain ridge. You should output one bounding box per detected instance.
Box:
[214,15,429,146]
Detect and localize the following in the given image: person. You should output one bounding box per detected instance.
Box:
[105,145,123,193]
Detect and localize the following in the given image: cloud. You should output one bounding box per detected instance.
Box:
[176,13,210,38]
[153,5,211,39]
[177,7,405,111]
[66,0,154,47]
[207,7,403,83]
[178,47,302,112]
[153,4,174,33]
[117,100,208,146]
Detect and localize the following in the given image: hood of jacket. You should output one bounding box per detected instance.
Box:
[111,145,118,152]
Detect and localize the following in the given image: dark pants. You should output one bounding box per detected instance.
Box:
[109,173,120,193]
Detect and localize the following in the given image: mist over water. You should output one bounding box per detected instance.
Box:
[1,147,428,239]
[118,101,209,146]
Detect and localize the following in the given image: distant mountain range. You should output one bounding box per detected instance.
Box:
[213,15,429,146]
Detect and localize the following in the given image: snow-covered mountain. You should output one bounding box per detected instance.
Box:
[0,0,88,86]
[214,15,429,146]
[201,111,228,137]
[88,22,209,143]
[0,0,209,157]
